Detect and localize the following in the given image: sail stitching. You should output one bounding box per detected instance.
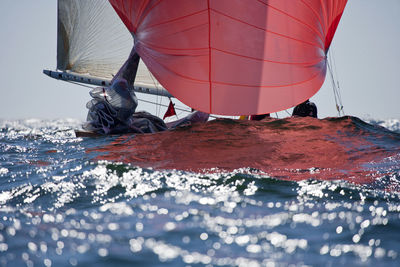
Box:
[299,0,325,37]
[146,51,322,89]
[207,0,212,113]
[255,0,325,42]
[136,0,163,30]
[138,40,208,53]
[212,47,325,66]
[147,22,209,47]
[210,71,321,89]
[319,0,328,36]
[211,8,323,49]
[144,9,207,30]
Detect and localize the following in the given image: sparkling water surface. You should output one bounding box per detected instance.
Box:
[0,118,400,267]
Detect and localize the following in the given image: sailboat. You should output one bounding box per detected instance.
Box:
[44,0,348,134]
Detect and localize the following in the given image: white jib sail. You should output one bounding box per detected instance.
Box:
[55,0,166,95]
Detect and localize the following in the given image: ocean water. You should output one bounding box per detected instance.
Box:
[0,117,400,267]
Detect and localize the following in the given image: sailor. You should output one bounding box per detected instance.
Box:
[250,114,270,121]
[292,99,318,118]
[82,45,171,135]
[83,78,167,134]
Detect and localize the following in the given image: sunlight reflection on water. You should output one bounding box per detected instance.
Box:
[0,119,400,266]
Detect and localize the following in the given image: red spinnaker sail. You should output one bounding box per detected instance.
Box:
[109,0,347,115]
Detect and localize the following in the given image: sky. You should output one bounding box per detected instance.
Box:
[0,0,399,120]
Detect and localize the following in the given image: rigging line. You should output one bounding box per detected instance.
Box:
[66,74,215,119]
[328,49,344,115]
[156,84,160,117]
[299,0,324,36]
[327,55,344,116]
[327,59,338,112]
[137,98,191,113]
[148,69,163,116]
[64,80,163,116]
[329,47,339,84]
[144,98,219,120]
[330,48,343,106]
[65,80,96,89]
[157,82,163,117]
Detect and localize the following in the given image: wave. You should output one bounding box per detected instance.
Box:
[0,159,399,266]
[1,115,400,266]
[88,116,400,187]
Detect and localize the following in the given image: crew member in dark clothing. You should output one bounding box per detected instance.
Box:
[292,99,318,118]
[250,114,270,121]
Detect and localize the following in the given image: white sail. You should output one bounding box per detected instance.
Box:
[56,0,163,90]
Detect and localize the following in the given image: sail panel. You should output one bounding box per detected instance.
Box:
[57,0,162,90]
[109,0,347,115]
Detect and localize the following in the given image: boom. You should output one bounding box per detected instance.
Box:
[43,69,173,98]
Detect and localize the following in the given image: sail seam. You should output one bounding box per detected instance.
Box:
[255,0,324,42]
[145,9,208,30]
[136,0,163,30]
[212,70,322,89]
[300,0,325,38]
[212,47,325,66]
[319,0,328,36]
[211,8,323,49]
[147,52,322,89]
[207,0,212,113]
[149,22,209,45]
[140,41,208,52]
